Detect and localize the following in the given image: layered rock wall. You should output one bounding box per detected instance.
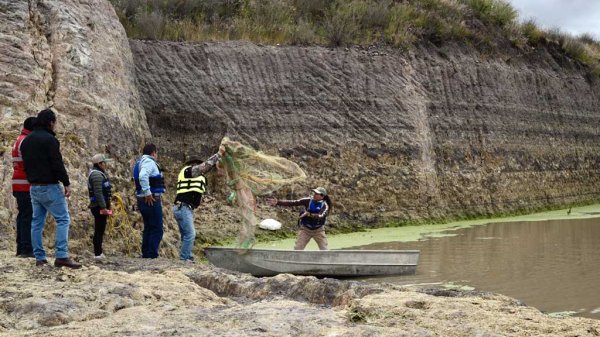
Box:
[2,0,599,248]
[0,0,148,243]
[130,40,600,226]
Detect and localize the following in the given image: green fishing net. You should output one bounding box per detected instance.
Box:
[219,137,306,248]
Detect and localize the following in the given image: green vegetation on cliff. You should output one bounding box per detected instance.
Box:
[110,0,600,74]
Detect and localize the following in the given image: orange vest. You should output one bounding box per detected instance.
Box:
[12,129,31,192]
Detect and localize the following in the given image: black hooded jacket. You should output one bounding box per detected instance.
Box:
[21,127,70,186]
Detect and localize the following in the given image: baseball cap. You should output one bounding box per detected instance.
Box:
[312,187,327,196]
[91,154,113,164]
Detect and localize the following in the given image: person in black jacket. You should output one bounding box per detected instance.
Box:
[20,109,81,269]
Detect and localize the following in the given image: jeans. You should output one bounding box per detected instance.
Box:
[172,204,196,261]
[138,198,163,258]
[30,184,70,261]
[13,191,33,255]
[90,206,108,256]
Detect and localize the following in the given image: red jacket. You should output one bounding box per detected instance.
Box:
[12,129,31,192]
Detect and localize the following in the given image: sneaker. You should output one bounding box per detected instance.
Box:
[54,257,82,269]
[94,254,106,260]
[36,259,48,266]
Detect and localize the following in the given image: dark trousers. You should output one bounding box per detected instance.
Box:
[13,191,33,255]
[90,206,108,256]
[138,198,163,258]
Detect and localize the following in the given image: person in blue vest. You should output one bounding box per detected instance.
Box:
[173,146,224,261]
[267,187,332,250]
[88,153,113,259]
[132,143,165,258]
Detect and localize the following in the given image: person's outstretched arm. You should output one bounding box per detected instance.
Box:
[190,146,225,177]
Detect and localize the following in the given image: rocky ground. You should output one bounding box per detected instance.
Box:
[1,249,599,336]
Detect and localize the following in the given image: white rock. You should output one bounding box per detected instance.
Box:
[259,219,282,231]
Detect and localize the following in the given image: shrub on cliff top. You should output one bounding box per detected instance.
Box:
[521,19,544,45]
[462,0,517,27]
[109,0,476,46]
[109,0,600,75]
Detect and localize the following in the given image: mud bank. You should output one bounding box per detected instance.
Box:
[1,250,598,336]
[131,39,600,228]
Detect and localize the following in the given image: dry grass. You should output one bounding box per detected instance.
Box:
[544,27,600,76]
[109,0,600,75]
[462,0,517,27]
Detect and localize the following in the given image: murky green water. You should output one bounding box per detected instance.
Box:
[256,204,600,319]
[358,217,600,319]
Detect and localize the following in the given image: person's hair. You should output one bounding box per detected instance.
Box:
[143,143,157,155]
[36,109,56,128]
[323,195,332,212]
[184,158,203,166]
[93,163,104,172]
[23,117,36,131]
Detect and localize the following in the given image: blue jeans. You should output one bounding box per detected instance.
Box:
[30,184,70,261]
[172,204,196,261]
[138,198,163,258]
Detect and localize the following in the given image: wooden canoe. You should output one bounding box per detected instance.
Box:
[204,247,419,277]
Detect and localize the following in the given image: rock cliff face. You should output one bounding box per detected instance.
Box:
[130,40,600,227]
[0,0,148,243]
[2,0,600,249]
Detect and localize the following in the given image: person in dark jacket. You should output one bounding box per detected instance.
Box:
[173,146,224,261]
[267,187,331,250]
[11,116,36,258]
[20,108,81,269]
[88,153,113,259]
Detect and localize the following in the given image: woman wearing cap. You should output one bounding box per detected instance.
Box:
[267,187,332,250]
[88,153,112,259]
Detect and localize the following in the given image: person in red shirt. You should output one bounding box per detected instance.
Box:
[12,116,36,257]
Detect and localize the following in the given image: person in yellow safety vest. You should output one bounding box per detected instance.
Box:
[173,146,225,261]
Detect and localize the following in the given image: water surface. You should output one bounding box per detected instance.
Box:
[356,218,600,319]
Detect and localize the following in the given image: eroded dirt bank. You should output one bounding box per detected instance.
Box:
[1,250,599,336]
[131,39,600,235]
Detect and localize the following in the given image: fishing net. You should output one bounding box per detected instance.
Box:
[219,137,307,248]
[107,193,177,258]
[107,193,141,255]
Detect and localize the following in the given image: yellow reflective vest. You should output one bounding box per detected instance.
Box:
[176,166,206,195]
